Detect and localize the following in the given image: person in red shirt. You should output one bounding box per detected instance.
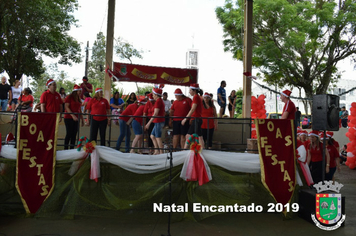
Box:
[127,99,147,153]
[280,89,296,120]
[201,93,218,149]
[306,130,330,183]
[143,93,155,153]
[324,135,340,181]
[170,88,192,150]
[40,79,63,115]
[80,76,93,100]
[17,87,34,112]
[182,83,204,149]
[145,87,165,155]
[63,85,83,150]
[86,88,110,146]
[116,100,139,152]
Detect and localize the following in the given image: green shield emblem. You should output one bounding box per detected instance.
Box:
[316,193,342,225]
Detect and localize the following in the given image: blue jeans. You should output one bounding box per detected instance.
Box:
[132,119,143,135]
[0,99,8,111]
[116,119,131,152]
[151,122,164,138]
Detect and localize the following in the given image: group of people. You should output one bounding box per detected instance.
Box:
[217,80,238,118]
[296,129,341,184]
[0,76,34,112]
[281,89,342,185]
[115,83,219,154]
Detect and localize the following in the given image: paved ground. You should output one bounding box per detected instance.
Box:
[0,163,354,236]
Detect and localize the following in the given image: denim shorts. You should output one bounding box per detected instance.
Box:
[151,122,164,138]
[132,119,143,135]
[11,98,18,105]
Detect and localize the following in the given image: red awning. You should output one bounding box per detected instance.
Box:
[111,63,198,86]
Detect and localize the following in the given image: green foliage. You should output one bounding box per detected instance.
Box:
[216,0,356,98]
[30,64,75,102]
[88,32,106,90]
[136,85,154,96]
[234,88,243,118]
[0,0,81,85]
[115,37,143,63]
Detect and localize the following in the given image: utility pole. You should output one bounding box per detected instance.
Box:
[242,0,253,118]
[85,41,89,77]
[104,0,116,101]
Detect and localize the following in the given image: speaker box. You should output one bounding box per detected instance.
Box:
[312,94,340,131]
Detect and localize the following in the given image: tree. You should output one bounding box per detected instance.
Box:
[115,37,143,64]
[234,88,243,118]
[216,0,356,111]
[30,64,75,102]
[87,32,106,90]
[0,0,81,85]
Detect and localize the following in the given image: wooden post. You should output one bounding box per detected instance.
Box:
[104,0,116,101]
[242,0,253,118]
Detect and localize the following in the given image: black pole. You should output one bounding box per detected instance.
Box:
[162,145,173,236]
[322,130,326,182]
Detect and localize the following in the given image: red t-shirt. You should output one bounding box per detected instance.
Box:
[86,97,110,121]
[40,90,63,113]
[171,97,192,121]
[201,105,215,129]
[144,101,154,117]
[333,140,340,150]
[191,94,202,118]
[64,95,82,119]
[80,82,92,99]
[153,97,165,123]
[309,142,323,162]
[19,94,34,107]
[133,105,145,125]
[282,100,296,120]
[327,145,339,168]
[120,103,138,122]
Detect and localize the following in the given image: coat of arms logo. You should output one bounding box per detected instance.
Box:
[311,181,346,230]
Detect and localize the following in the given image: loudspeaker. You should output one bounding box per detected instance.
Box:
[312,94,339,131]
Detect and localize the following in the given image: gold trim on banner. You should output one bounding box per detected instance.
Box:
[45,113,59,201]
[256,119,296,216]
[15,112,31,214]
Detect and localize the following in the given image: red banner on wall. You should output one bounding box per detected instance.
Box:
[255,119,296,214]
[112,63,198,86]
[16,112,59,213]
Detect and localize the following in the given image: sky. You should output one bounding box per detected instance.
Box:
[6,0,356,102]
[54,0,243,99]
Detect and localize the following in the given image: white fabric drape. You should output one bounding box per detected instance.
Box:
[0,145,261,174]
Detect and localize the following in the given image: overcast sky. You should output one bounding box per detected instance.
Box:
[10,0,356,99]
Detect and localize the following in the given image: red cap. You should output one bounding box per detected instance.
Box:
[95,88,102,93]
[281,90,292,97]
[203,92,211,98]
[152,88,162,96]
[308,130,319,137]
[138,98,147,104]
[73,84,81,92]
[190,83,200,90]
[326,131,334,137]
[148,93,154,101]
[46,79,55,87]
[174,88,183,95]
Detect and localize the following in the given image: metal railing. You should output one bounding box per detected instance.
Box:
[0,111,252,153]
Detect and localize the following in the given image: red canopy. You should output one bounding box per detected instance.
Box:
[111,62,198,86]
